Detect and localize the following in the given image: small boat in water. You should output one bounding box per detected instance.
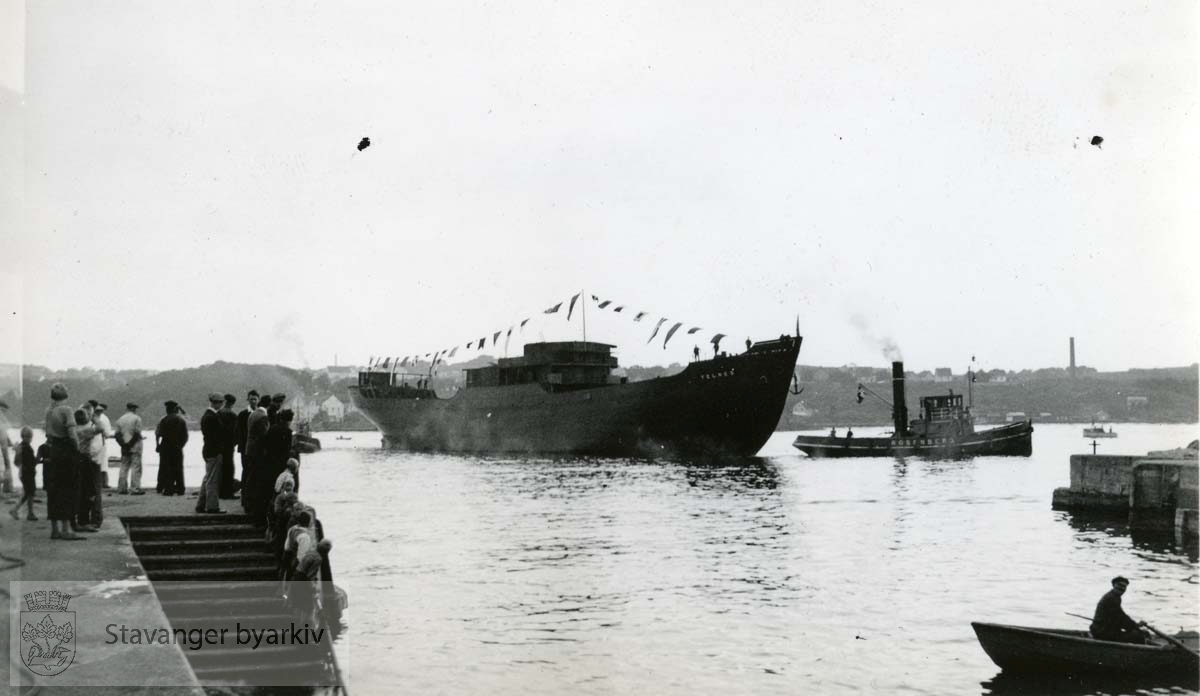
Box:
[294,421,322,453]
[1083,422,1118,438]
[792,361,1033,458]
[971,622,1199,675]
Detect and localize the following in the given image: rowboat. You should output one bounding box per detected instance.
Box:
[971,622,1199,675]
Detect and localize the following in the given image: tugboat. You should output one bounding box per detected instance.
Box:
[791,361,1033,458]
[1082,421,1118,438]
[350,333,803,456]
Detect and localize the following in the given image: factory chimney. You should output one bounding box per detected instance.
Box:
[1069,337,1076,379]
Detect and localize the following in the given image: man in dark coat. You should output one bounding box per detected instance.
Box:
[235,390,260,503]
[217,394,238,498]
[155,401,189,495]
[196,393,226,513]
[258,408,295,525]
[1091,576,1147,644]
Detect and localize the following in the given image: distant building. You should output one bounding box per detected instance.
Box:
[290,394,321,421]
[933,367,953,383]
[321,395,346,421]
[1005,411,1027,422]
[1126,396,1149,413]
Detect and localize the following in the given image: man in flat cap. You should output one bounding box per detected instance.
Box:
[155,400,188,495]
[114,402,145,494]
[1090,576,1148,644]
[268,393,286,426]
[196,393,226,513]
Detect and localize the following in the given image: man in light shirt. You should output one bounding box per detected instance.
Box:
[114,402,145,495]
[83,401,114,527]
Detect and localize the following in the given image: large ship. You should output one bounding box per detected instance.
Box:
[350,334,802,456]
[791,361,1033,458]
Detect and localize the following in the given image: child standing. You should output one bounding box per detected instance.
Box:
[10,427,38,520]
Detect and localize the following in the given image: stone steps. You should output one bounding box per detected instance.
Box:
[124,514,342,688]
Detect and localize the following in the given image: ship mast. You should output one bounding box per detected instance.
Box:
[581,288,587,343]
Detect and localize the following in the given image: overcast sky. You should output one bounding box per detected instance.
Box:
[2,0,1196,373]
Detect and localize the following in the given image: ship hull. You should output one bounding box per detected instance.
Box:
[351,337,801,457]
[792,420,1033,458]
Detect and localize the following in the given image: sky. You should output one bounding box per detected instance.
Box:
[1,0,1197,374]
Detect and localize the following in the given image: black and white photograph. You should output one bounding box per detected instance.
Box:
[1,1,1197,693]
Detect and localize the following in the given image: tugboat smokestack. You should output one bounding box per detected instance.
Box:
[892,361,908,435]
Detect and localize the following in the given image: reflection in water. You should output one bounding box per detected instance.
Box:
[295,425,1199,696]
[981,670,1200,696]
[1064,511,1200,563]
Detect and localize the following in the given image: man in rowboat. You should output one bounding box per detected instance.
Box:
[1090,576,1148,644]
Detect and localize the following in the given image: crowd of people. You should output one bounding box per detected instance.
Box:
[14,385,116,539]
[0,383,344,635]
[267,458,342,634]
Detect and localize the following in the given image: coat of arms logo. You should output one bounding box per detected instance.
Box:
[19,590,76,676]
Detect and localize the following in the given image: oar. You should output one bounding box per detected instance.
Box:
[1066,612,1200,658]
[1140,621,1200,659]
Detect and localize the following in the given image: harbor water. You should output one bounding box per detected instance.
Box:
[28,423,1200,694]
[300,422,1198,695]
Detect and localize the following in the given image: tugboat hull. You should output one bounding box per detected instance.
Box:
[793,420,1034,458]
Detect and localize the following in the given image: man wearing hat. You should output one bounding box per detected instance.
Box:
[267,393,286,426]
[155,401,189,495]
[114,402,145,494]
[1090,576,1148,644]
[196,393,227,513]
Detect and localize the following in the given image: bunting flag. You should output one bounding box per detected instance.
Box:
[504,327,513,353]
[663,322,683,348]
[520,318,530,330]
[591,294,599,301]
[710,333,726,346]
[634,312,647,321]
[466,341,474,349]
[381,357,390,369]
[368,356,375,367]
[598,300,612,309]
[544,302,562,314]
[424,353,431,358]
[567,293,581,320]
[448,346,459,358]
[613,306,624,313]
[399,357,407,367]
[647,318,669,343]
[478,337,486,349]
[493,330,501,345]
[686,327,701,334]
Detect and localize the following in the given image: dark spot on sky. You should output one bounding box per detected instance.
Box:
[1090,135,1103,148]
[357,137,371,152]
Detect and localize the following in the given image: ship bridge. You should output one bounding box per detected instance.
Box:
[466,341,619,391]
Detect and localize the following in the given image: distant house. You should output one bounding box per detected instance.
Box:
[290,394,321,421]
[321,395,345,421]
[1126,396,1149,412]
[1005,411,1027,422]
[933,367,953,383]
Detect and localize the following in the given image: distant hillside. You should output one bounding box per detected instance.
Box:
[3,360,1195,431]
[780,365,1199,428]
